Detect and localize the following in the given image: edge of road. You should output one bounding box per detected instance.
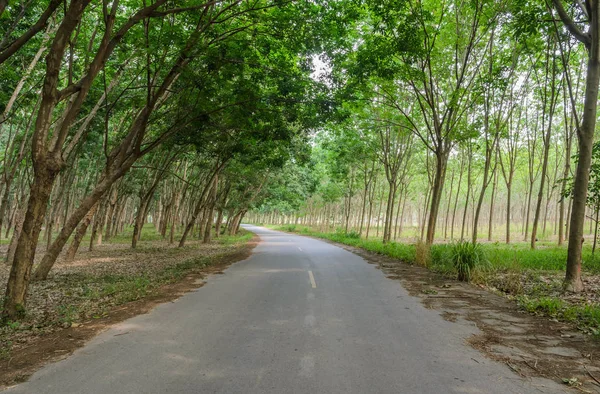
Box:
[260,225,600,392]
[0,234,260,390]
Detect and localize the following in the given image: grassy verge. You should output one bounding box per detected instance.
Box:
[267,224,600,335]
[518,296,600,336]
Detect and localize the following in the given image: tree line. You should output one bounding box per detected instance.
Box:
[0,0,342,320]
[249,0,600,294]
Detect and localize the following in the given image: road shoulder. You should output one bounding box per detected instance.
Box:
[0,234,258,389]
[307,236,600,392]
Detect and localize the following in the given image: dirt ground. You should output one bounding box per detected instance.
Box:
[0,235,258,388]
[321,240,600,393]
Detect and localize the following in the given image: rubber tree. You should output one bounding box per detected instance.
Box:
[356,0,497,245]
[5,1,241,312]
[552,0,600,292]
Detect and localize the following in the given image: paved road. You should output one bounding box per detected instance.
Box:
[5,225,564,394]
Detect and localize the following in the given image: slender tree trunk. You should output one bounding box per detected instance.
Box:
[593,207,600,256]
[398,189,408,238]
[64,202,100,261]
[394,185,404,240]
[421,187,432,241]
[0,179,13,240]
[383,181,397,243]
[559,110,574,246]
[564,1,600,291]
[214,209,224,238]
[376,189,384,238]
[6,206,25,265]
[461,147,473,241]
[506,179,513,244]
[104,187,118,242]
[366,176,377,239]
[444,169,455,240]
[132,196,151,249]
[359,184,368,236]
[524,183,533,241]
[425,149,448,245]
[451,154,465,240]
[488,165,498,241]
[532,57,557,249]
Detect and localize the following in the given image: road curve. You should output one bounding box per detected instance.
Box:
[4,225,564,393]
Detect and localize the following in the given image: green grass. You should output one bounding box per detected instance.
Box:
[518,296,600,335]
[217,231,253,245]
[266,224,600,274]
[450,241,488,282]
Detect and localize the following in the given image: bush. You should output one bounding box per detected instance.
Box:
[450,241,487,282]
[333,228,361,239]
[283,224,297,232]
[345,230,361,239]
[429,244,454,274]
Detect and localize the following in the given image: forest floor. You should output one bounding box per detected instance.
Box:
[268,224,600,392]
[0,228,256,388]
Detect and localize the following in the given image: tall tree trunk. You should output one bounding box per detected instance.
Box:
[203,176,218,243]
[461,146,473,241]
[506,179,513,244]
[383,182,397,243]
[559,109,574,246]
[593,207,600,256]
[532,47,557,249]
[214,209,224,238]
[0,179,13,240]
[444,169,455,240]
[359,180,368,236]
[451,153,465,240]
[64,202,99,261]
[524,183,533,240]
[488,165,498,242]
[132,196,151,249]
[179,166,222,247]
[376,188,384,238]
[3,171,57,318]
[425,150,448,244]
[103,187,118,242]
[365,176,377,239]
[563,0,600,291]
[5,205,25,265]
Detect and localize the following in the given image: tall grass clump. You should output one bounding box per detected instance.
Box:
[282,224,297,232]
[415,241,430,267]
[334,228,361,239]
[451,241,487,282]
[345,230,361,239]
[429,244,454,275]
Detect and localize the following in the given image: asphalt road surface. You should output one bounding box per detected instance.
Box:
[4,225,564,393]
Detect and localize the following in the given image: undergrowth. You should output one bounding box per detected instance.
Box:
[518,296,600,335]
[268,224,600,274]
[450,241,488,282]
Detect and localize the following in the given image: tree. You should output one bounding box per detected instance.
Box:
[552,0,600,292]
